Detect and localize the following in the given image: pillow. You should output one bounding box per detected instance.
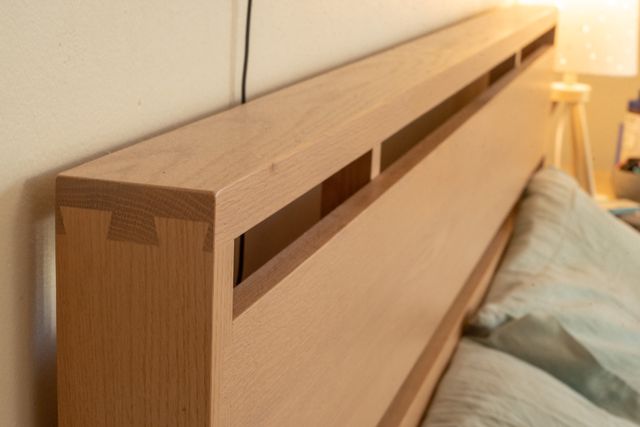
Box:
[471,168,640,393]
[423,339,637,427]
[425,168,640,426]
[473,313,640,423]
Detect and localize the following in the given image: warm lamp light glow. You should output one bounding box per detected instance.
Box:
[555,0,639,76]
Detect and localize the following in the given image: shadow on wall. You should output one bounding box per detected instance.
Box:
[1,170,59,426]
[25,174,59,427]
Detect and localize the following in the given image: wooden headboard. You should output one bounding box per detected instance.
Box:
[56,6,556,427]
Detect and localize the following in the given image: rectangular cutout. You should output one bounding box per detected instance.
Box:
[321,151,372,216]
[234,186,322,284]
[380,75,490,172]
[489,55,516,85]
[380,28,555,176]
[522,27,555,61]
[234,151,373,284]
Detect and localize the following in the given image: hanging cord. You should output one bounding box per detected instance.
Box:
[241,0,253,104]
[236,0,253,284]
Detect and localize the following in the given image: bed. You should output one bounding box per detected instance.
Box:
[54,5,640,426]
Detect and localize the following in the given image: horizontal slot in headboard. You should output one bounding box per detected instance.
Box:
[231,24,556,292]
[58,6,555,241]
[227,47,553,427]
[56,6,556,426]
[233,42,553,317]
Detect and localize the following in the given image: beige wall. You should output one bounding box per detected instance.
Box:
[0,1,502,425]
[550,73,640,190]
[583,74,640,172]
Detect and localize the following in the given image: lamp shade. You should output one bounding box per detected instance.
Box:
[555,0,639,76]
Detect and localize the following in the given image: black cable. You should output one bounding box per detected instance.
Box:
[241,0,253,104]
[236,0,253,285]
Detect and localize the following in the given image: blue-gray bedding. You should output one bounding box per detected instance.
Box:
[425,168,640,426]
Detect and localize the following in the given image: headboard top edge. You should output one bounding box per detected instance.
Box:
[59,5,556,235]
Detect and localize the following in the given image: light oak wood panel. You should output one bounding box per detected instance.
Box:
[61,6,555,242]
[210,239,234,426]
[57,207,214,426]
[379,213,515,427]
[56,178,234,426]
[225,50,553,427]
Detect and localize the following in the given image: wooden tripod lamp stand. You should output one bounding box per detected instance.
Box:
[552,0,638,197]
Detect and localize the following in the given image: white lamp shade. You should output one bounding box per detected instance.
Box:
[555,0,639,76]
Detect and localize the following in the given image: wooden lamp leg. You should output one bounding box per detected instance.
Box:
[570,102,596,196]
[553,103,567,169]
[551,77,596,197]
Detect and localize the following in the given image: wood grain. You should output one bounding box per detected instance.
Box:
[56,176,214,249]
[225,49,552,427]
[55,178,233,426]
[57,207,214,426]
[378,213,515,427]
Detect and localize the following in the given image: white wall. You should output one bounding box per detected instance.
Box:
[0,1,501,425]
